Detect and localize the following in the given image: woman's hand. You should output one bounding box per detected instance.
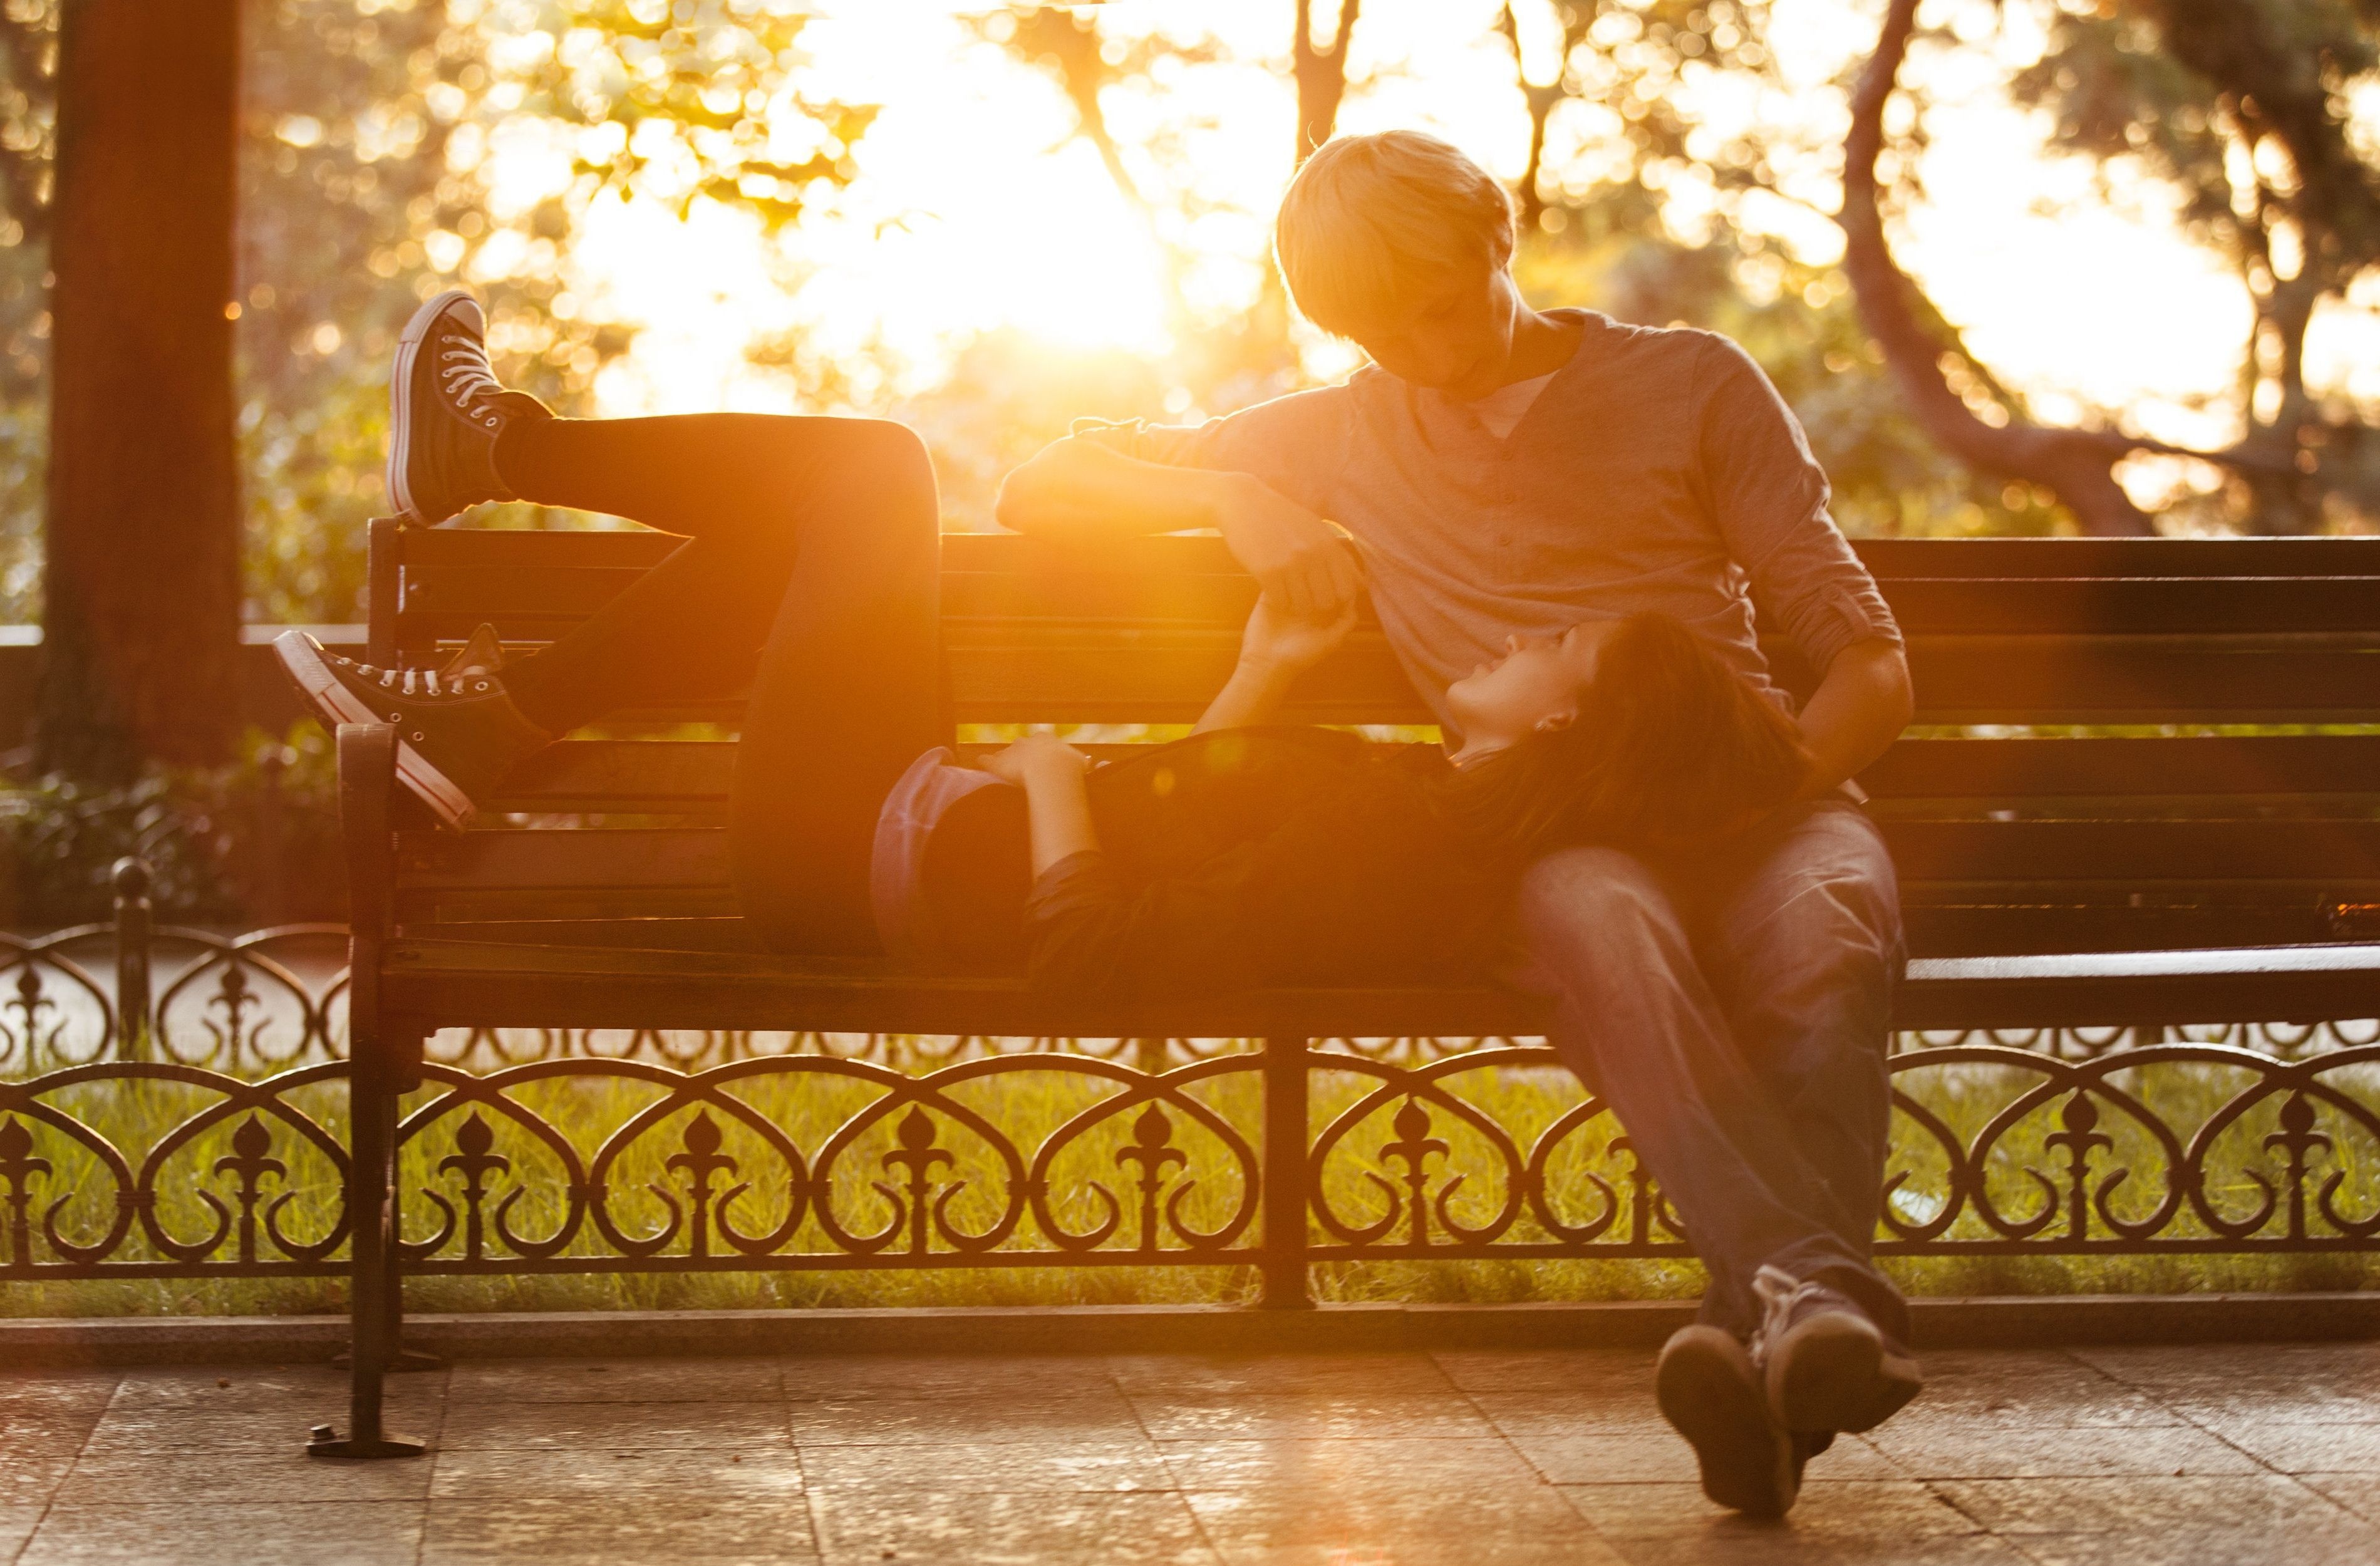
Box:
[979,736,1099,876]
[979,735,1090,787]
[1238,591,1357,677]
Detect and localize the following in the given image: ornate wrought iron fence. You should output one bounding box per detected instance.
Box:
[6,1040,2380,1280]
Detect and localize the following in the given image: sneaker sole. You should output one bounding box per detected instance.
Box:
[1657,1328,1798,1518]
[386,289,480,528]
[1766,1314,1923,1435]
[272,632,479,831]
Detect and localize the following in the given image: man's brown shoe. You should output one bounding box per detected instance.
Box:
[1656,1324,1801,1518]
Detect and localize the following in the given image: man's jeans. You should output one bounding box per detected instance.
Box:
[1508,798,1908,1342]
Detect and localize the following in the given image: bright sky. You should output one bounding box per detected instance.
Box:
[467,0,2379,481]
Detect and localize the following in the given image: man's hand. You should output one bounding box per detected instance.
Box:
[1238,591,1356,677]
[1213,474,1362,621]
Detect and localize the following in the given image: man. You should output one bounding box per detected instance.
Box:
[996,128,1918,1518]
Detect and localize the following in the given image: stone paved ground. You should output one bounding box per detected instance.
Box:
[6,1341,2380,1564]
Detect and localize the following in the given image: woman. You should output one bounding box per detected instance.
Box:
[276,289,1809,990]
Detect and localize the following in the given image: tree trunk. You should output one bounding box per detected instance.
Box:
[39,0,241,777]
[1292,0,1361,165]
[1839,0,2155,536]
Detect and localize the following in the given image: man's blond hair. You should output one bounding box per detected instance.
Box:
[1274,130,1516,338]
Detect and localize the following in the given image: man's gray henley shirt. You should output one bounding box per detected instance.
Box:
[1096,308,1901,734]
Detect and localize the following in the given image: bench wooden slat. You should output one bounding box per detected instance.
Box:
[489,741,737,809]
[391,527,2380,580]
[403,556,2380,637]
[1862,736,2380,800]
[396,828,728,890]
[395,817,2380,897]
[478,734,2380,817]
[378,933,2380,1034]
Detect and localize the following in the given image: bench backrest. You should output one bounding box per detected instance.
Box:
[372,522,2380,958]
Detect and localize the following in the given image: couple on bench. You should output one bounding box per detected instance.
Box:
[276,129,1919,1517]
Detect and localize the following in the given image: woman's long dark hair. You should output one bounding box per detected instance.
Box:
[1429,614,1814,863]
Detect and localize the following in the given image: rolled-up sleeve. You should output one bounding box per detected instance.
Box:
[1071,385,1354,520]
[1695,336,1900,675]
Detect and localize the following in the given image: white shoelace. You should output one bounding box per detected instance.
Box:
[438,345,504,422]
[1749,1263,1829,1367]
[349,662,467,699]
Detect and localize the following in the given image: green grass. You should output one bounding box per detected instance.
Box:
[8,1045,2380,1319]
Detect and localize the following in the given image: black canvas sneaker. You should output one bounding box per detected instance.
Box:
[274,631,550,830]
[386,289,551,526]
[1750,1264,1924,1435]
[1655,1324,1802,1518]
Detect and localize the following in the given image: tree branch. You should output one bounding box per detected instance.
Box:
[1292,0,1361,164]
[1841,0,2162,535]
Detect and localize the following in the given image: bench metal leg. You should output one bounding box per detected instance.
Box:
[1258,1035,1315,1310]
[309,1045,426,1460]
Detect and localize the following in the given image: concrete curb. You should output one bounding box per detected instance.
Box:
[5,1294,2377,1367]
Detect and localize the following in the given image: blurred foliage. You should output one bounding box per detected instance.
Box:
[2008,0,2380,531]
[0,0,2362,636]
[0,722,341,925]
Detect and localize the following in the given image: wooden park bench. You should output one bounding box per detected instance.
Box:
[311,519,2380,1456]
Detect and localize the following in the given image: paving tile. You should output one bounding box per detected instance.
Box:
[797,1438,1174,1493]
[1429,1347,1652,1395]
[1155,1435,1541,1490]
[431,1444,807,1500]
[80,1368,445,1454]
[2290,1471,2380,1525]
[1565,1479,1986,1540]
[1593,1527,2031,1566]
[1128,1391,1497,1442]
[2074,1343,2380,1423]
[1861,1418,2267,1478]
[1184,1480,1630,1565]
[2002,1525,2377,1566]
[781,1354,1118,1403]
[808,1488,1217,1566]
[1507,1426,1905,1486]
[0,1505,43,1560]
[17,1500,425,1566]
[50,1446,432,1506]
[436,1399,789,1451]
[1105,1352,1454,1397]
[422,1496,815,1565]
[0,1373,119,1417]
[0,1444,84,1507]
[1463,1390,1682,1435]
[786,1389,1142,1444]
[1934,1474,2356,1535]
[1894,1352,2183,1428]
[447,1357,785,1404]
[2200,1421,2380,1473]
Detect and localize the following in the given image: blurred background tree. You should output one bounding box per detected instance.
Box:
[0,0,2370,641]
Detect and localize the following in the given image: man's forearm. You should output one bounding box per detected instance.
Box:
[1796,638,1915,795]
[996,437,1238,540]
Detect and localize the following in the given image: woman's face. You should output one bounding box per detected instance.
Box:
[1445,621,1614,759]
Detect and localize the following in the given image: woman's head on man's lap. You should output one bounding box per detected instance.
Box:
[1434,614,1813,863]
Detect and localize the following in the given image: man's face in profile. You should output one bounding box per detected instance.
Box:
[1343,262,1515,400]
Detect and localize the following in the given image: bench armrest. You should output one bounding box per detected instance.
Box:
[338,723,398,940]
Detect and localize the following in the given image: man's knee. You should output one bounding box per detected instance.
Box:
[1516,845,1688,973]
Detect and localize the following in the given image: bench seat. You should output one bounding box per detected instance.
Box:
[382,932,2380,1038]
